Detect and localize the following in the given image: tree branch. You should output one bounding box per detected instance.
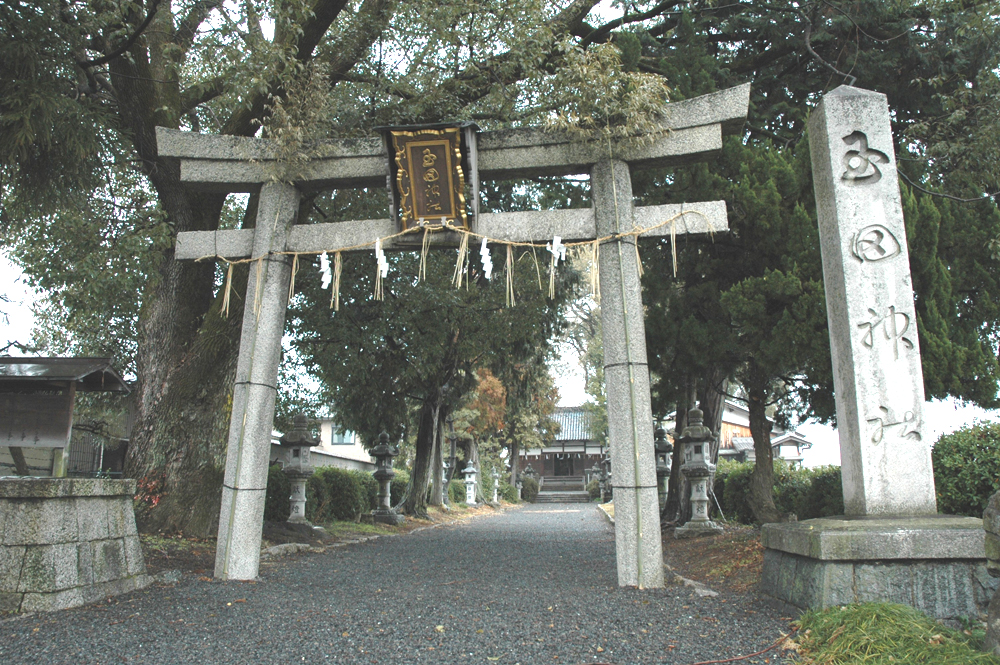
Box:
[798,9,857,86]
[175,0,225,56]
[180,75,228,114]
[899,171,998,204]
[579,0,684,48]
[78,0,163,69]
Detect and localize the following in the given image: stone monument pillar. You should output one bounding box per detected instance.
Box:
[761,86,996,621]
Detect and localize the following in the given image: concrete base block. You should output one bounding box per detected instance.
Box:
[761,516,998,622]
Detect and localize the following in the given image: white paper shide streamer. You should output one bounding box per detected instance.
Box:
[319,252,332,289]
[375,239,389,278]
[480,238,493,280]
[545,235,566,298]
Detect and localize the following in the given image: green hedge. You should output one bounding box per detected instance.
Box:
[520,476,539,503]
[264,464,291,522]
[933,421,1000,517]
[586,478,601,500]
[305,467,376,522]
[713,460,844,524]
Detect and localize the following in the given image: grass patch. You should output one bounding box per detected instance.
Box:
[317,521,396,537]
[793,603,998,664]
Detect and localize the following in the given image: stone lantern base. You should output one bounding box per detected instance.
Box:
[674,519,724,539]
[364,510,405,526]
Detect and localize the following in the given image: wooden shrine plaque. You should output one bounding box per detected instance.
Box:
[0,388,74,448]
[391,127,467,231]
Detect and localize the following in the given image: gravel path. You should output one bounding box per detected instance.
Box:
[1,504,795,664]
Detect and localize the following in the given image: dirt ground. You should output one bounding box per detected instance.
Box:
[661,522,765,593]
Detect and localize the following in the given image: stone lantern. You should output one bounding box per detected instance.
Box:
[441,459,451,506]
[674,408,723,538]
[491,468,500,503]
[370,432,405,525]
[654,425,673,510]
[278,414,318,523]
[600,457,613,503]
[462,461,478,505]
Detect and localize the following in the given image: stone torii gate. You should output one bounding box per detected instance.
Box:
[157,83,749,587]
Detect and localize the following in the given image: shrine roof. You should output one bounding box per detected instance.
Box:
[552,406,599,442]
[0,357,130,393]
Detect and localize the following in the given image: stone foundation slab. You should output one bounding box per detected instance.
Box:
[0,478,150,613]
[762,516,998,622]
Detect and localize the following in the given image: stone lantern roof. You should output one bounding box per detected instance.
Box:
[278,414,319,448]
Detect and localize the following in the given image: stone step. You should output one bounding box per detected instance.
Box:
[534,492,591,503]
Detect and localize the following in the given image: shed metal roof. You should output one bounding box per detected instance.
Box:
[0,357,130,393]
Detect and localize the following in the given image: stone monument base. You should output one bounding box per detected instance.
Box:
[0,478,150,613]
[674,520,724,539]
[762,515,998,622]
[364,510,405,526]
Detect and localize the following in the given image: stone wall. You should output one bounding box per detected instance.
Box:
[0,478,150,612]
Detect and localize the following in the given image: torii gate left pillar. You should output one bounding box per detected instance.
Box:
[157,83,749,584]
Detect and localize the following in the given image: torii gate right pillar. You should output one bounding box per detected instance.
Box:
[593,159,663,589]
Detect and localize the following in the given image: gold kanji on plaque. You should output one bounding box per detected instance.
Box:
[389,126,468,231]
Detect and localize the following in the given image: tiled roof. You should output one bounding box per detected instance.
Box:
[552,406,598,441]
[731,437,755,452]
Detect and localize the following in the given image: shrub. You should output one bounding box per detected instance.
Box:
[306,467,371,523]
[390,469,410,507]
[715,459,755,523]
[448,478,465,504]
[520,476,539,503]
[933,421,1000,517]
[714,460,845,524]
[498,481,519,503]
[796,466,843,519]
[586,479,601,500]
[264,464,291,522]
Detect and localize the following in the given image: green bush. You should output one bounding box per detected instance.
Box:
[586,478,601,500]
[520,476,539,503]
[390,469,410,507]
[715,459,755,523]
[933,421,1000,517]
[714,460,844,524]
[306,467,371,523]
[498,481,519,503]
[264,464,291,522]
[448,478,465,504]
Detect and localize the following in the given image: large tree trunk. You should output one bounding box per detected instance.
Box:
[509,438,519,486]
[429,414,444,506]
[663,388,691,524]
[746,381,783,524]
[402,399,439,517]
[124,182,254,537]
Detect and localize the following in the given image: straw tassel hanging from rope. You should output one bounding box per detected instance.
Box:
[221,262,234,317]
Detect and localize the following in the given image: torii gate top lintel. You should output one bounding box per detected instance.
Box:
[155,83,749,193]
